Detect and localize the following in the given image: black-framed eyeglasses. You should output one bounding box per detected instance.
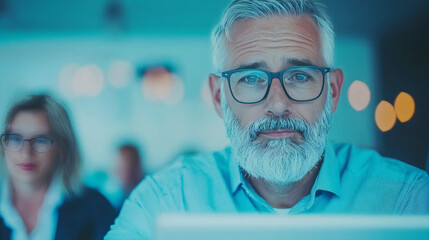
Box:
[221,66,330,104]
[0,133,55,153]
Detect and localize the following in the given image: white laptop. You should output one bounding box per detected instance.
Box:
[156,214,429,240]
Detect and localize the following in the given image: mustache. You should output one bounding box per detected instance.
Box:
[247,116,311,140]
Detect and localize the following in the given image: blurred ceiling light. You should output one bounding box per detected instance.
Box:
[141,66,184,104]
[201,81,212,106]
[375,100,396,132]
[107,60,134,88]
[165,75,185,105]
[348,80,371,111]
[142,66,171,101]
[59,63,80,98]
[394,92,415,123]
[72,65,105,97]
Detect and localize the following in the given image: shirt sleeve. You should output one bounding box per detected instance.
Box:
[104,176,176,240]
[401,173,429,214]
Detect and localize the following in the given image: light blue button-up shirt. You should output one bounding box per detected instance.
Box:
[105,142,429,240]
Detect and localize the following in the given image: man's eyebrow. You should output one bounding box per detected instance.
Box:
[286,58,316,67]
[237,59,316,70]
[238,61,268,69]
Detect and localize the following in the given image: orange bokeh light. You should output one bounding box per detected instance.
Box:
[141,67,184,104]
[375,100,396,132]
[394,92,415,123]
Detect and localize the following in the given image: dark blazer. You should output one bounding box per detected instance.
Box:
[0,187,117,240]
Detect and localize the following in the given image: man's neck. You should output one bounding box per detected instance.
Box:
[246,160,322,209]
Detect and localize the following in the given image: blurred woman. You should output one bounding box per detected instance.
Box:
[0,94,116,240]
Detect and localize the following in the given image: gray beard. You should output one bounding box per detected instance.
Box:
[221,83,332,185]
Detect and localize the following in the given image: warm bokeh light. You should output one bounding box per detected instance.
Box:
[107,60,134,89]
[375,100,396,132]
[165,75,185,105]
[394,92,415,123]
[142,67,172,101]
[348,80,371,111]
[141,67,184,104]
[72,65,105,97]
[59,64,105,98]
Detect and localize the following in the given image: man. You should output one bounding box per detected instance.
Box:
[105,0,429,239]
[113,144,145,210]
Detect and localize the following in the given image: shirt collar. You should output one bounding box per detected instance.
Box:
[227,141,342,198]
[227,147,243,195]
[0,176,66,239]
[311,141,341,197]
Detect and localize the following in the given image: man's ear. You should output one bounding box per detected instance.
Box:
[329,68,344,113]
[209,73,223,118]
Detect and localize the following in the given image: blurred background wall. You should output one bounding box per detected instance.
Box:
[0,0,428,200]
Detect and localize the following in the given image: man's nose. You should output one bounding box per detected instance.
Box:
[265,78,291,117]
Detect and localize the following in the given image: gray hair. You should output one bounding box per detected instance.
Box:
[211,0,335,72]
[0,94,81,194]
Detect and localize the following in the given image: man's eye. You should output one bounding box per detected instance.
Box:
[287,72,314,83]
[240,75,265,84]
[245,75,260,82]
[294,74,309,81]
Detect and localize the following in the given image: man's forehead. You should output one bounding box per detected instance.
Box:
[224,15,323,71]
[228,15,319,41]
[237,58,317,70]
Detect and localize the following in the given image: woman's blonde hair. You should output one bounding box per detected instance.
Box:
[1,94,81,194]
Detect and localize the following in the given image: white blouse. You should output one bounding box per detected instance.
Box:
[0,178,65,240]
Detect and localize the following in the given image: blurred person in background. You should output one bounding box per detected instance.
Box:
[0,94,116,240]
[114,143,145,210]
[106,0,429,239]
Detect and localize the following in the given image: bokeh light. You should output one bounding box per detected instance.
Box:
[107,60,134,89]
[165,75,185,105]
[72,65,105,97]
[375,100,396,132]
[142,66,184,104]
[142,66,172,101]
[59,64,105,98]
[394,92,415,123]
[348,80,371,111]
